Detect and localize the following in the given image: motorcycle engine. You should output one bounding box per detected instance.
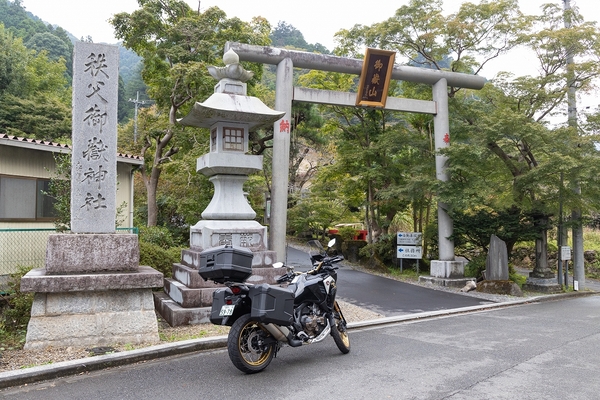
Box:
[299,304,326,337]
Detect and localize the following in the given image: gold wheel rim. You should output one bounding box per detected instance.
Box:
[239,321,272,366]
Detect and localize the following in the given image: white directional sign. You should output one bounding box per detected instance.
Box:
[397,232,422,245]
[561,246,572,261]
[397,245,423,259]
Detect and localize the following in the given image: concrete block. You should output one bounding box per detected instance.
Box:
[21,266,163,293]
[153,292,212,327]
[163,279,216,308]
[24,289,160,349]
[45,234,139,274]
[172,263,221,289]
[430,260,466,279]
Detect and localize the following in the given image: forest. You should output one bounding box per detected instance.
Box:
[2,0,600,281]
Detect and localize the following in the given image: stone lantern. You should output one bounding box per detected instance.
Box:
[154,49,284,325]
[178,48,284,264]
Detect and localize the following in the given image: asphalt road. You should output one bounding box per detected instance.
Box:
[284,246,491,316]
[4,295,600,399]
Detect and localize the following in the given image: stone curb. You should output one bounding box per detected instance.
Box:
[0,291,595,390]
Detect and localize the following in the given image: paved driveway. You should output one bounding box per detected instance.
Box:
[284,246,491,317]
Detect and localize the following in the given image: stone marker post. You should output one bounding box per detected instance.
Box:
[71,42,118,233]
[486,234,509,281]
[21,42,163,349]
[478,234,523,296]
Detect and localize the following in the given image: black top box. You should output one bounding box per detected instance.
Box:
[198,245,253,284]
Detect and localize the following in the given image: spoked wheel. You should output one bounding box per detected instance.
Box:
[331,301,350,354]
[227,313,275,374]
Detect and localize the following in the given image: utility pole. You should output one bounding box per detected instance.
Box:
[563,0,585,290]
[128,91,146,144]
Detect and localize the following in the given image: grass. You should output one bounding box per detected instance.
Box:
[158,325,230,343]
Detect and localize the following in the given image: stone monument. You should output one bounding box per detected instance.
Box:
[486,234,509,281]
[477,234,522,296]
[153,49,285,326]
[20,42,163,349]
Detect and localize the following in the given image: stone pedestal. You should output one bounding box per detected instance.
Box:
[522,277,562,293]
[154,220,280,326]
[430,260,466,279]
[420,259,468,287]
[21,234,163,349]
[477,280,523,296]
[189,220,276,266]
[153,260,281,326]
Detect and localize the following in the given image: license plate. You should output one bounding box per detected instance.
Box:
[219,305,235,316]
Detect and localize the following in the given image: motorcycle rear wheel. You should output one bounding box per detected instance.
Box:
[228,313,275,374]
[331,301,350,354]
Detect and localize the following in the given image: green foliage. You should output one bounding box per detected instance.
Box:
[46,153,71,232]
[510,267,527,287]
[0,21,71,141]
[451,207,541,259]
[464,255,486,279]
[337,226,358,241]
[0,265,34,349]
[111,1,272,227]
[139,226,176,249]
[287,191,348,239]
[138,241,180,279]
[359,234,396,266]
[269,21,330,54]
[0,0,73,81]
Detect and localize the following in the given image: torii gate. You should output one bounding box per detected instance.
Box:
[225,42,486,279]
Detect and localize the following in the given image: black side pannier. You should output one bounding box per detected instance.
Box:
[249,284,294,325]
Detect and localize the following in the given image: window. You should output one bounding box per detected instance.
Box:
[0,175,57,221]
[223,127,244,151]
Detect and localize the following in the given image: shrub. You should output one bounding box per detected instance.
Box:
[0,265,34,348]
[337,226,358,241]
[464,255,486,278]
[139,226,176,249]
[139,241,180,278]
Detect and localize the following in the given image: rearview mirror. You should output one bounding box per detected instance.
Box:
[327,238,336,248]
[273,262,284,269]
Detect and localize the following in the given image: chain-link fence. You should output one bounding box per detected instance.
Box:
[0,228,138,276]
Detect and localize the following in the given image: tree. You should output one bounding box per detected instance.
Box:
[111,0,272,226]
[0,23,70,140]
[270,21,309,49]
[443,3,600,275]
[330,0,600,274]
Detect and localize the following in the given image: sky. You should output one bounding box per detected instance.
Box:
[20,0,598,82]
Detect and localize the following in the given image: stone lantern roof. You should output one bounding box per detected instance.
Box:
[178,49,284,130]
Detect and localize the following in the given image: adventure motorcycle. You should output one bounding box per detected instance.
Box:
[198,238,350,374]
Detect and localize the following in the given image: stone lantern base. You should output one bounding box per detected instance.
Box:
[153,220,280,326]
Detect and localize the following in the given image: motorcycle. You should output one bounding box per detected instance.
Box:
[198,238,350,374]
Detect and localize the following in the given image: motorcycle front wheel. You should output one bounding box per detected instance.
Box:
[227,313,275,374]
[331,301,350,354]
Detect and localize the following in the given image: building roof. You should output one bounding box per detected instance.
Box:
[0,133,144,166]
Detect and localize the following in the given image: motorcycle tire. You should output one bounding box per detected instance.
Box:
[227,313,275,374]
[331,301,351,354]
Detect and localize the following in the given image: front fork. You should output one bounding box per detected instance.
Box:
[331,300,348,333]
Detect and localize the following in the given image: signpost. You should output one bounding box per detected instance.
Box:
[562,246,576,290]
[397,232,423,273]
[397,232,422,245]
[397,246,423,259]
